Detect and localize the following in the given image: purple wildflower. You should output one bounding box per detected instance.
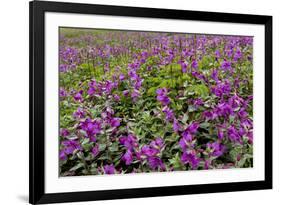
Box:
[187,122,200,134]
[119,73,125,81]
[179,132,193,151]
[173,119,181,132]
[141,145,159,157]
[207,142,225,157]
[123,90,129,97]
[211,69,219,82]
[110,117,121,127]
[59,88,67,97]
[150,137,164,150]
[131,89,140,101]
[221,60,232,71]
[119,134,138,151]
[59,150,67,160]
[61,139,82,155]
[79,118,102,141]
[227,126,240,142]
[156,88,170,106]
[74,90,83,102]
[103,164,115,174]
[215,49,221,58]
[128,70,139,81]
[113,94,120,102]
[91,144,99,157]
[234,48,242,61]
[218,128,224,140]
[60,128,70,137]
[73,107,85,119]
[180,61,188,73]
[180,151,200,169]
[191,60,198,69]
[122,150,134,165]
[87,80,98,96]
[147,157,165,170]
[162,106,174,122]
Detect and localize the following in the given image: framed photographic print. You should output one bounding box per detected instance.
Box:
[29,0,272,204]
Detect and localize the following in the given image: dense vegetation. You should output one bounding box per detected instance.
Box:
[59,28,253,176]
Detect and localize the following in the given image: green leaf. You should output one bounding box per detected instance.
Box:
[200,122,210,129]
[69,163,84,171]
[99,144,107,152]
[187,84,209,97]
[147,87,157,96]
[109,143,119,152]
[188,105,196,112]
[181,113,189,123]
[168,153,183,170]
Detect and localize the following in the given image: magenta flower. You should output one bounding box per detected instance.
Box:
[218,128,224,140]
[73,90,83,102]
[131,89,140,101]
[122,150,134,165]
[179,132,192,151]
[119,73,125,81]
[91,144,99,157]
[128,70,139,81]
[60,139,82,159]
[119,134,138,151]
[187,122,200,134]
[59,64,68,72]
[211,69,219,82]
[113,94,120,102]
[60,128,70,137]
[141,145,159,157]
[247,131,253,144]
[227,126,240,142]
[173,119,181,132]
[234,48,242,61]
[180,61,188,73]
[79,118,102,141]
[110,117,121,127]
[215,102,234,117]
[87,80,99,96]
[207,141,225,157]
[192,98,204,108]
[147,156,165,170]
[59,150,67,160]
[238,108,248,119]
[215,49,221,58]
[180,151,200,169]
[59,88,67,97]
[162,106,174,122]
[203,110,217,120]
[221,60,232,71]
[123,90,129,97]
[103,164,115,174]
[156,88,170,106]
[133,79,143,89]
[103,80,115,94]
[211,81,231,98]
[191,60,198,69]
[73,107,85,119]
[150,137,164,150]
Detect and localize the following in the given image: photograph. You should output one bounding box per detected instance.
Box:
[59,28,254,176]
[28,1,272,203]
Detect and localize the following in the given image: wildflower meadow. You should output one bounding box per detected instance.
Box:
[59,28,253,176]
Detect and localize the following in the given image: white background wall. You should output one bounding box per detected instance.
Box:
[0,0,279,204]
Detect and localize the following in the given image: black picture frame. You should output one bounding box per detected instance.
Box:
[29,1,272,204]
